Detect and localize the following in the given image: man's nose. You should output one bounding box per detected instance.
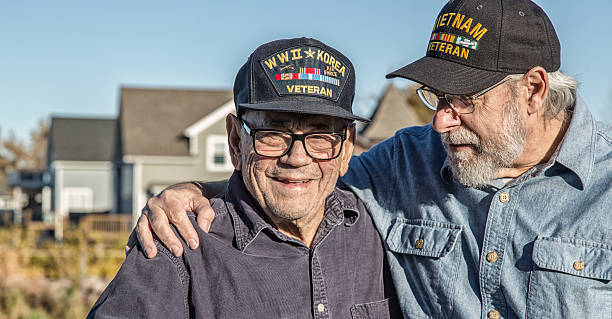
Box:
[280,140,312,167]
[432,101,462,133]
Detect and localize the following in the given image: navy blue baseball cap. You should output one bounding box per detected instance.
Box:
[233,37,369,122]
[387,0,561,95]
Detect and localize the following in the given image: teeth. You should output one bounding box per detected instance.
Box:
[277,178,308,183]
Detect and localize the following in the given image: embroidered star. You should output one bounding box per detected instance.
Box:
[304,48,315,58]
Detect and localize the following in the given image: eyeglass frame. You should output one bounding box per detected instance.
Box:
[415,78,513,114]
[241,121,348,160]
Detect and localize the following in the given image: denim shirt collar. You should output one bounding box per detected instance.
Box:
[551,97,595,190]
[439,97,594,190]
[224,171,361,251]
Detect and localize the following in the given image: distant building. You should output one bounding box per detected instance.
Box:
[7,170,50,224]
[355,84,434,154]
[115,87,235,221]
[47,117,117,217]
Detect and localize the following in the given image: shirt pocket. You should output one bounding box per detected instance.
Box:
[385,219,462,317]
[350,298,395,319]
[527,236,612,319]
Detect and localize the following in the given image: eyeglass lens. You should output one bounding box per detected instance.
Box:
[253,131,343,159]
[417,89,473,113]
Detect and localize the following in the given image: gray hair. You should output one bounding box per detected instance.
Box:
[507,70,579,121]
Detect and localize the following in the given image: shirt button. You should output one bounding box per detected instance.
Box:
[488,310,501,319]
[573,260,585,271]
[317,304,325,313]
[415,238,425,249]
[486,251,498,263]
[499,192,510,203]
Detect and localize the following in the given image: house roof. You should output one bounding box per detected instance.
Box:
[49,117,117,162]
[357,84,432,148]
[119,87,233,156]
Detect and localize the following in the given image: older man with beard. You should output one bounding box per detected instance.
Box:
[132,0,612,318]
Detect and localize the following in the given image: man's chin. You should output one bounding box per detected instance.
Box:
[267,202,315,221]
[448,157,498,189]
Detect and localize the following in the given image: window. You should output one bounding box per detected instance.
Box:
[214,143,225,164]
[206,135,233,172]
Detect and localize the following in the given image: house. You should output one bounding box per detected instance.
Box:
[7,169,50,224]
[47,117,117,238]
[116,87,235,221]
[355,84,434,153]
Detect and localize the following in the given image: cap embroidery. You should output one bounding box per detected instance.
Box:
[431,32,479,50]
[260,46,349,101]
[428,12,489,60]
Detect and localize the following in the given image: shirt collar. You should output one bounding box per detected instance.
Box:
[551,97,595,190]
[439,97,595,190]
[224,171,361,251]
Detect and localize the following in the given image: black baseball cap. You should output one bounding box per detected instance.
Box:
[387,0,561,95]
[233,37,369,122]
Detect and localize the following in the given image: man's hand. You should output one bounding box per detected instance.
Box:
[125,182,216,258]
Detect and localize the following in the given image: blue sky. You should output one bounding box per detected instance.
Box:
[1,0,611,142]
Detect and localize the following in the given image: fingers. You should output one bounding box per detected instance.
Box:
[136,213,158,258]
[146,200,184,257]
[194,198,216,232]
[156,188,201,250]
[166,202,200,250]
[125,229,138,256]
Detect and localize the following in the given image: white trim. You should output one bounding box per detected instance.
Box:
[122,155,198,165]
[183,100,235,155]
[54,167,64,241]
[52,161,113,170]
[205,135,234,172]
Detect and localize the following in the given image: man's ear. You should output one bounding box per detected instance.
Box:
[524,66,549,116]
[338,124,355,176]
[226,114,242,171]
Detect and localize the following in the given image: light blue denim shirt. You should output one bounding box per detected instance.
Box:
[342,98,612,319]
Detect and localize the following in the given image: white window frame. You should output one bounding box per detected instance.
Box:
[205,135,234,172]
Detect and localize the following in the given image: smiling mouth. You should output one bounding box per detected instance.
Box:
[273,177,313,184]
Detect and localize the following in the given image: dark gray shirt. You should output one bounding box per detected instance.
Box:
[88,172,399,318]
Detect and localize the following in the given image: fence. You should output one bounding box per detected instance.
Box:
[79,214,133,238]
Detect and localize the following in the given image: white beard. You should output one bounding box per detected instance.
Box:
[440,95,527,188]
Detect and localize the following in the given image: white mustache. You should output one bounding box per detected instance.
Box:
[441,128,481,150]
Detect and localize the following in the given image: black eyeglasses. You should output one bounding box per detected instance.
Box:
[242,121,347,160]
[416,78,512,114]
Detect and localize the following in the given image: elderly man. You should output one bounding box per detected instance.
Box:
[135,0,612,318]
[88,38,399,318]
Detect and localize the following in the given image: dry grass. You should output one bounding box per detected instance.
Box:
[0,225,128,319]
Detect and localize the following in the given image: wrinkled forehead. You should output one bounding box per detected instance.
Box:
[242,109,348,130]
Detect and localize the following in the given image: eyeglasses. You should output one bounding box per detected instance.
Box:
[416,78,512,114]
[242,121,347,160]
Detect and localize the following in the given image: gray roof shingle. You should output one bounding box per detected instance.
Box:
[119,87,233,156]
[49,117,117,162]
[357,84,433,149]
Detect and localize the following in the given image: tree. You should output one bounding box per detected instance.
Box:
[0,119,49,194]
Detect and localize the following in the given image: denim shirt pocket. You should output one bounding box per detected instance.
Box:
[527,236,612,319]
[386,219,461,258]
[385,219,462,317]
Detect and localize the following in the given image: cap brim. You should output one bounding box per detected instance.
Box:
[238,100,370,122]
[386,56,509,95]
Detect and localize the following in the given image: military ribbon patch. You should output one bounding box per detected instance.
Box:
[260,45,349,101]
[430,32,478,50]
